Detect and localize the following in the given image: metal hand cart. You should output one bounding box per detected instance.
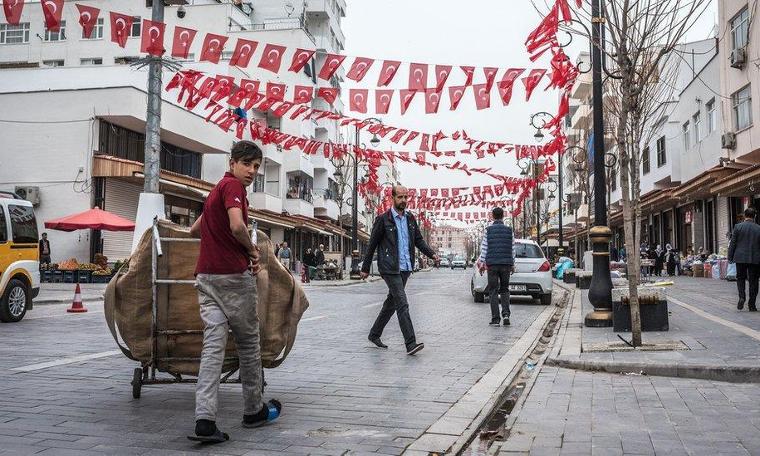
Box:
[130,218,264,399]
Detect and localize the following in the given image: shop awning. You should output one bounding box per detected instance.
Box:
[672,166,739,200]
[710,164,760,197]
[251,209,296,230]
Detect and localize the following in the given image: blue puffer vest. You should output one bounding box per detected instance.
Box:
[485,221,514,266]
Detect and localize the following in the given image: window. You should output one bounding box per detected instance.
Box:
[610,164,617,191]
[42,59,64,67]
[0,207,7,243]
[0,23,30,44]
[656,136,666,167]
[706,99,716,134]
[730,6,750,51]
[642,147,650,174]
[114,56,140,65]
[682,121,690,150]
[9,205,38,244]
[252,174,265,193]
[80,58,102,65]
[44,20,66,41]
[693,112,701,142]
[732,84,752,130]
[514,243,544,259]
[82,18,104,39]
[286,172,313,203]
[130,16,141,37]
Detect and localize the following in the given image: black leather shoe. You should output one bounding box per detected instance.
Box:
[503,318,511,326]
[738,299,745,310]
[489,319,500,326]
[368,336,388,348]
[406,343,424,355]
[749,306,758,312]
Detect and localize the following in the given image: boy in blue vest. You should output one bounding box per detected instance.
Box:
[478,207,515,326]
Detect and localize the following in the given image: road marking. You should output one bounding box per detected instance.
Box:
[301,315,327,322]
[668,296,760,342]
[12,350,121,372]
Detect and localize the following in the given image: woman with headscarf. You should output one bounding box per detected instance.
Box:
[665,243,677,276]
[654,244,665,276]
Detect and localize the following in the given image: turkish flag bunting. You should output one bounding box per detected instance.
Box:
[230,39,258,67]
[483,67,499,91]
[349,89,369,113]
[140,19,165,56]
[317,87,339,105]
[76,4,99,39]
[399,90,417,115]
[171,26,197,59]
[498,68,525,105]
[265,82,286,101]
[110,12,132,48]
[41,0,64,31]
[375,89,394,115]
[522,69,547,101]
[419,134,430,152]
[200,33,228,64]
[448,86,467,110]
[473,84,491,110]
[318,53,346,81]
[460,66,475,86]
[424,89,442,114]
[3,0,24,25]
[273,102,294,118]
[346,57,374,82]
[389,129,408,144]
[442,189,450,198]
[408,63,428,92]
[433,65,452,92]
[403,131,419,145]
[378,60,402,86]
[289,48,315,73]
[293,85,314,104]
[258,43,287,73]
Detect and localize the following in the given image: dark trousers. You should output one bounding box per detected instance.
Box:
[487,265,512,320]
[735,263,760,308]
[40,254,51,265]
[370,272,416,349]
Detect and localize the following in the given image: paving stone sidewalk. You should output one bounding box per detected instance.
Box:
[495,366,760,456]
[35,283,108,305]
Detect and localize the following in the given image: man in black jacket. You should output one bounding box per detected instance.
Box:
[728,207,760,311]
[315,244,326,267]
[360,185,439,355]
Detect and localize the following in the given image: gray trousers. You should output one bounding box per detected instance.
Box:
[370,272,416,350]
[195,272,263,421]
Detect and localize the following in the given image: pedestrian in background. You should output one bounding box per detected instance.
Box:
[315,243,326,267]
[39,232,51,266]
[728,207,760,311]
[477,207,515,326]
[278,242,292,271]
[360,184,439,355]
[303,247,316,282]
[665,244,676,276]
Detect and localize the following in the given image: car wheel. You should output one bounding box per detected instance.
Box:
[475,291,485,303]
[540,293,552,306]
[0,278,28,323]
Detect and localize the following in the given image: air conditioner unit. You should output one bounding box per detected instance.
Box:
[730,48,746,69]
[721,132,737,150]
[14,186,41,206]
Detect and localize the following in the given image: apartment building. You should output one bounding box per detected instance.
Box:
[0,0,389,266]
[430,224,469,259]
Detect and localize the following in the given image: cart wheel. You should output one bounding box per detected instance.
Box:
[132,367,143,399]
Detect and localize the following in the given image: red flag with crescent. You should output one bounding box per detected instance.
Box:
[76,4,99,39]
[230,39,258,68]
[349,89,369,114]
[408,63,428,92]
[378,60,401,86]
[460,66,475,86]
[258,43,287,73]
[498,68,525,105]
[289,48,315,73]
[265,82,286,102]
[400,89,417,115]
[140,19,165,56]
[200,33,228,64]
[171,26,197,59]
[434,65,452,91]
[522,69,547,101]
[424,89,442,114]
[41,0,64,32]
[317,87,339,105]
[483,67,499,91]
[318,53,346,81]
[448,86,466,111]
[375,90,394,115]
[110,12,132,48]
[293,85,314,104]
[346,57,374,82]
[473,84,491,110]
[3,0,25,25]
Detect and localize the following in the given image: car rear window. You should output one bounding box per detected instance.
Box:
[514,243,544,258]
[0,207,7,243]
[8,204,38,244]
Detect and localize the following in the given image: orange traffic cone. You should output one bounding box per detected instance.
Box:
[67,283,88,313]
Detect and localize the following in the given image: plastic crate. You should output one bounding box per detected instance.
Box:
[78,270,92,283]
[62,270,78,283]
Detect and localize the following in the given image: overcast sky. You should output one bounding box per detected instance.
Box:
[340,0,718,196]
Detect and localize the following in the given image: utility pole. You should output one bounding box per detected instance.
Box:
[131,0,167,252]
[558,150,564,253]
[585,0,614,326]
[350,127,360,279]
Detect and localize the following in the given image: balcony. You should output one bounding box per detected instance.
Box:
[250,191,282,214]
[571,104,592,131]
[284,151,314,177]
[285,197,314,218]
[262,143,284,165]
[313,191,339,221]
[232,17,315,44]
[571,77,591,101]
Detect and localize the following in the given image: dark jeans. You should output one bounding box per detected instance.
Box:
[735,263,760,308]
[370,272,416,349]
[488,265,512,320]
[40,255,51,265]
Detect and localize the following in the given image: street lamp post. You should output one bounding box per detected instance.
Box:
[351,118,382,279]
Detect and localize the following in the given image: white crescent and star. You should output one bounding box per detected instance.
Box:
[453,89,464,100]
[81,12,91,22]
[380,94,390,105]
[44,1,57,14]
[208,38,221,52]
[268,49,281,63]
[430,93,440,103]
[413,68,425,84]
[115,18,127,34]
[179,30,190,46]
[149,26,161,41]
[10,0,18,9]
[239,44,252,57]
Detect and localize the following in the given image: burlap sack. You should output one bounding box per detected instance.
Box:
[104,220,309,375]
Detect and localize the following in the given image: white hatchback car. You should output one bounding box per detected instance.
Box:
[471,239,553,305]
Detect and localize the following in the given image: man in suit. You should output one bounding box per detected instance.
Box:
[728,207,760,311]
[360,184,439,355]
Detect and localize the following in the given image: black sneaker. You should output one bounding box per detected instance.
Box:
[368,336,388,348]
[503,318,510,326]
[489,319,500,326]
[406,343,424,355]
[738,299,745,310]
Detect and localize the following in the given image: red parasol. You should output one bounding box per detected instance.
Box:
[44,207,135,232]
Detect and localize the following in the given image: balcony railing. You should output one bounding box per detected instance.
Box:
[231,16,315,44]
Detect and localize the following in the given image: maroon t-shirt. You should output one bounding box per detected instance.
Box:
[195,172,250,275]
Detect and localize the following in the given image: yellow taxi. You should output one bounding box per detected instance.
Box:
[0,192,40,322]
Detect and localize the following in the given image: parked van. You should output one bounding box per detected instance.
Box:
[0,192,40,322]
